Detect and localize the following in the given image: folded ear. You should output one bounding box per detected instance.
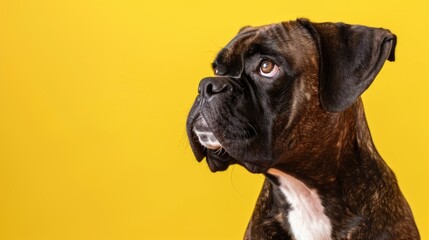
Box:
[298,19,397,112]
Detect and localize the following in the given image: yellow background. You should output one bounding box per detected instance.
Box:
[0,0,427,239]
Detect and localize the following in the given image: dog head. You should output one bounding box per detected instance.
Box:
[186,19,396,173]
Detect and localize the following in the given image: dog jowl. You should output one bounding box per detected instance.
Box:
[186,19,419,240]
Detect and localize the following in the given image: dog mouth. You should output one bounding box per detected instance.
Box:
[188,113,237,172]
[192,116,223,150]
[188,113,270,173]
[185,84,273,173]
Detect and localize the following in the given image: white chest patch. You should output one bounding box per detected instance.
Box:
[268,168,332,240]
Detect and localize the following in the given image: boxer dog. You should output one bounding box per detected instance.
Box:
[186,19,419,239]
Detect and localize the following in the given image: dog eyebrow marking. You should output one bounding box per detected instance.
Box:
[268,168,332,240]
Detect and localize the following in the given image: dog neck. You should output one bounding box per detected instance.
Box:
[272,98,382,189]
[264,98,413,239]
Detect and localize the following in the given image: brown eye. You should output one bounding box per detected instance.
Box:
[259,59,279,77]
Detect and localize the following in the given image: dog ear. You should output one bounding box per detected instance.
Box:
[298,19,397,112]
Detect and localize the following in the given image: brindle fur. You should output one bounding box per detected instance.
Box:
[186,19,419,239]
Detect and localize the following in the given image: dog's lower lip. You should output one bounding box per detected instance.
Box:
[206,145,222,150]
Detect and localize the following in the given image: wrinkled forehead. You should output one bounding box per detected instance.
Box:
[212,22,299,75]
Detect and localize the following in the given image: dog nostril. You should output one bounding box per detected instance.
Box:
[199,77,230,99]
[206,83,214,94]
[206,83,227,95]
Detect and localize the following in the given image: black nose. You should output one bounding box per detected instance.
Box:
[198,77,230,99]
